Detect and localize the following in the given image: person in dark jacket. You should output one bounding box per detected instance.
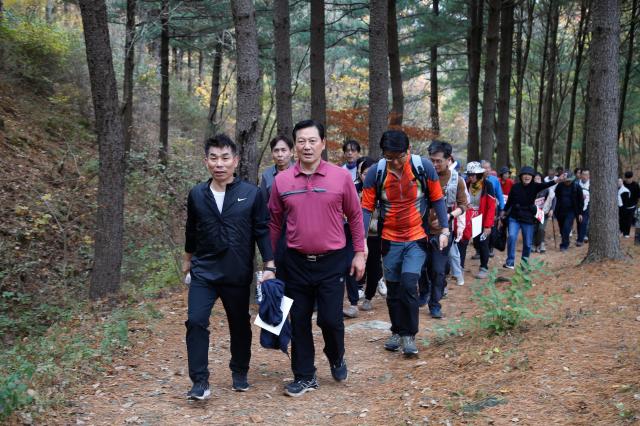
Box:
[502,166,556,268]
[553,171,584,251]
[182,134,276,400]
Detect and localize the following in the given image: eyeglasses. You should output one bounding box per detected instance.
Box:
[383,152,407,162]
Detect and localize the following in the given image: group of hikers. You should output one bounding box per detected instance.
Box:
[181,119,640,400]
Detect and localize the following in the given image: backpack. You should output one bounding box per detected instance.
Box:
[374,154,431,233]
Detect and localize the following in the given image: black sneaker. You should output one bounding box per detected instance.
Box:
[284,376,319,397]
[231,372,249,392]
[187,381,211,400]
[330,358,348,381]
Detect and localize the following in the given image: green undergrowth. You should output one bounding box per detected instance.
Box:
[424,259,560,346]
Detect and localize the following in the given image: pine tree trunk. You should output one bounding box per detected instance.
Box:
[198,50,203,84]
[78,0,126,299]
[187,49,192,94]
[368,0,389,160]
[541,0,559,173]
[231,0,261,183]
[388,0,404,126]
[512,0,534,170]
[496,0,514,169]
[273,0,293,138]
[207,34,223,138]
[534,5,551,170]
[429,0,440,134]
[618,0,638,140]
[159,0,170,166]
[122,0,136,158]
[581,79,589,167]
[564,0,589,170]
[467,0,483,161]
[480,0,500,162]
[177,48,183,81]
[584,0,624,262]
[310,0,327,159]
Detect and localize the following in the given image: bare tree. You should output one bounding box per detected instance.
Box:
[480,0,500,162]
[159,0,170,166]
[430,0,440,134]
[206,33,224,138]
[618,0,638,140]
[368,0,389,160]
[310,0,327,159]
[122,0,136,158]
[467,0,483,161]
[231,0,261,183]
[77,0,126,298]
[496,0,514,169]
[388,0,404,126]
[187,49,193,94]
[584,0,624,262]
[533,3,551,170]
[273,0,293,138]
[512,0,534,170]
[541,0,559,172]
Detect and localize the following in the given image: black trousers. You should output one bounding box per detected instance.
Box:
[472,234,490,269]
[185,279,252,384]
[620,207,635,236]
[457,239,470,269]
[283,247,349,380]
[420,239,451,312]
[364,236,383,300]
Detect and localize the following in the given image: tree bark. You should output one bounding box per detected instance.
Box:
[368,0,389,160]
[584,0,624,262]
[564,0,589,170]
[580,79,589,167]
[618,0,638,140]
[480,0,500,162]
[231,0,261,183]
[273,0,293,139]
[496,0,514,169]
[467,0,483,161]
[512,0,534,170]
[187,49,193,94]
[122,0,136,158]
[310,0,327,159]
[429,0,440,134]
[206,33,224,138]
[198,50,203,84]
[388,0,404,126]
[159,0,170,166]
[534,4,551,170]
[541,0,559,173]
[78,0,126,299]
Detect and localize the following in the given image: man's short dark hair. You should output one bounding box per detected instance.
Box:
[204,134,237,156]
[270,135,293,151]
[292,119,325,141]
[380,130,409,153]
[357,156,376,175]
[428,140,452,159]
[574,167,582,176]
[624,171,633,179]
[343,140,361,153]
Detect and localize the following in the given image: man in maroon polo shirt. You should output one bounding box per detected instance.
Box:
[268,119,366,397]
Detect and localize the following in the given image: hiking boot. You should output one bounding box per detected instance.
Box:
[231,372,249,392]
[429,307,443,319]
[471,253,481,260]
[284,376,319,397]
[401,335,419,356]
[330,358,348,381]
[343,305,358,318]
[360,299,373,311]
[187,381,211,400]
[384,333,401,351]
[475,268,489,279]
[503,263,515,270]
[539,242,546,253]
[377,278,387,297]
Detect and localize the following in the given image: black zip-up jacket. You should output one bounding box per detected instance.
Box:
[504,180,556,224]
[185,177,273,286]
[554,180,584,218]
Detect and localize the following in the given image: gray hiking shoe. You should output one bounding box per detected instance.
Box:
[360,299,373,311]
[343,305,358,318]
[384,333,401,351]
[475,268,489,279]
[401,335,418,356]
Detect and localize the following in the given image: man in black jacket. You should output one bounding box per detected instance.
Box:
[182,134,276,400]
[554,171,584,251]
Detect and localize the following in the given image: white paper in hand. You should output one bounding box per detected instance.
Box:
[254,296,293,336]
[471,214,483,238]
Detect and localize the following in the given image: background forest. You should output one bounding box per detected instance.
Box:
[0,0,638,422]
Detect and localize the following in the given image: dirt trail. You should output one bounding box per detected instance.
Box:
[54,237,640,425]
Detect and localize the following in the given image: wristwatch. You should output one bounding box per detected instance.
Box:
[264,266,277,273]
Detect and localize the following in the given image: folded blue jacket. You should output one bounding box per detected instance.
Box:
[258,279,291,355]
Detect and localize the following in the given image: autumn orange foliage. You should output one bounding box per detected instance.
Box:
[326,108,437,159]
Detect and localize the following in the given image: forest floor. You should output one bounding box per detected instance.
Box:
[47,235,640,426]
